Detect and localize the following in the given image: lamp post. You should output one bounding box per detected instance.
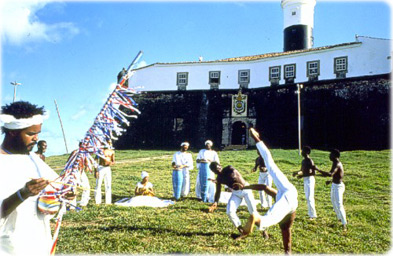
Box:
[10,81,21,102]
[296,84,303,155]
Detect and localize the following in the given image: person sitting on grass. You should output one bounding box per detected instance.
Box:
[236,128,298,255]
[115,171,174,208]
[135,171,155,197]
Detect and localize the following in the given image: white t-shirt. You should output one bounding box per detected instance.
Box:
[0,152,58,256]
[172,151,194,171]
[196,149,220,169]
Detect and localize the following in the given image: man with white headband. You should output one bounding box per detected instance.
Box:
[171,142,193,200]
[195,140,220,202]
[0,101,65,255]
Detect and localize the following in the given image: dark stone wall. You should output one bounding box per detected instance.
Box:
[115,74,390,151]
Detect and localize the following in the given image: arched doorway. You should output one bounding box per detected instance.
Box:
[231,121,247,145]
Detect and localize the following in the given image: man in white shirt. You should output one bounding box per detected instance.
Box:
[171,142,194,200]
[0,101,74,256]
[195,140,220,202]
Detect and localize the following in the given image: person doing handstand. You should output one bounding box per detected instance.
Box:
[238,128,298,254]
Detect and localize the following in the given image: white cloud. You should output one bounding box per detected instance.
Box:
[1,0,79,45]
[134,60,147,69]
[71,108,87,120]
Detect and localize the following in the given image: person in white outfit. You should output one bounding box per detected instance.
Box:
[0,101,75,256]
[252,151,273,209]
[238,128,298,255]
[94,142,115,204]
[292,146,317,220]
[316,149,347,231]
[67,142,91,207]
[196,140,219,202]
[208,162,260,236]
[171,142,194,200]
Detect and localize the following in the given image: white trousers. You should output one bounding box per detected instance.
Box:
[256,141,298,230]
[80,171,91,206]
[331,182,347,225]
[181,169,190,197]
[95,166,112,204]
[195,171,216,203]
[304,176,317,218]
[258,172,273,208]
[227,188,259,228]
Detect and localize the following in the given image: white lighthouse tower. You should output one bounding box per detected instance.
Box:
[281,0,316,52]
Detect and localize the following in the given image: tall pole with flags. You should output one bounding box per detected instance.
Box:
[10,81,21,102]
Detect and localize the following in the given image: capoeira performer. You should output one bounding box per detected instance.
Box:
[94,141,115,204]
[0,101,75,256]
[35,140,47,161]
[208,162,261,235]
[315,149,347,231]
[238,128,298,255]
[171,142,194,200]
[252,151,273,209]
[196,140,219,202]
[68,141,91,207]
[292,146,317,220]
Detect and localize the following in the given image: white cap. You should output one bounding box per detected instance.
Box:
[141,171,149,180]
[205,140,213,146]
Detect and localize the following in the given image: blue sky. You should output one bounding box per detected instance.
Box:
[1,0,391,156]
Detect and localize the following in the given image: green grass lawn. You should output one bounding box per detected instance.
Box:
[46,148,391,254]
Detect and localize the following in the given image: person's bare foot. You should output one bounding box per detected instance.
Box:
[249,128,261,142]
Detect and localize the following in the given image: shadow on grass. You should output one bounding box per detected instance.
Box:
[70,224,228,237]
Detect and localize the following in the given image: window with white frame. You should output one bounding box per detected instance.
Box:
[238,70,250,84]
[335,56,348,72]
[269,66,281,80]
[307,61,320,77]
[177,72,188,86]
[284,64,296,79]
[209,71,220,84]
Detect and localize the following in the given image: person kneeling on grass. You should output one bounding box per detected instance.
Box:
[237,128,298,255]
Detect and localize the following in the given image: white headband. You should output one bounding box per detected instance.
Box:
[205,140,213,146]
[0,114,45,130]
[181,142,189,147]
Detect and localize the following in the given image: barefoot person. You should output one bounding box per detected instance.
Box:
[94,141,115,205]
[208,162,260,235]
[0,101,74,256]
[252,151,273,209]
[292,146,317,220]
[240,128,298,254]
[315,149,347,231]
